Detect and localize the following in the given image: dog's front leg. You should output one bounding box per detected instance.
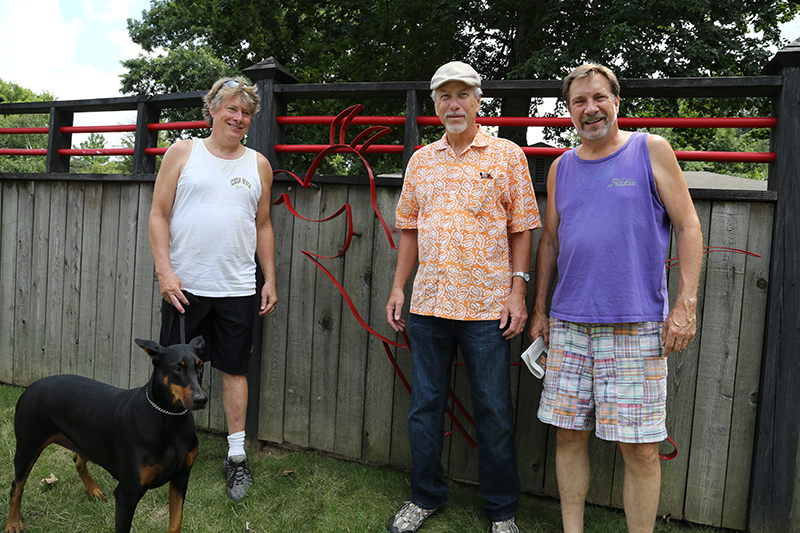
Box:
[168,475,190,533]
[113,484,143,533]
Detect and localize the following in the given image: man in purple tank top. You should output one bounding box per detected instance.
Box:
[527,64,702,533]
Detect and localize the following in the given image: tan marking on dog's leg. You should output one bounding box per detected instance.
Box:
[167,482,184,533]
[5,479,26,533]
[73,454,107,501]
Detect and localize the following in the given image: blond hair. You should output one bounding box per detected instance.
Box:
[562,64,620,107]
[202,77,260,126]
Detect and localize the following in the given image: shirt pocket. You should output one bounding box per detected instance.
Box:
[459,176,500,216]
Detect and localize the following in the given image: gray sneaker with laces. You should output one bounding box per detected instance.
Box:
[224,454,252,502]
[386,501,439,532]
[491,516,519,533]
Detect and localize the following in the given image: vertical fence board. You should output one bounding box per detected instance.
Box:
[0,183,17,383]
[60,182,85,375]
[130,183,156,387]
[388,331,414,470]
[516,191,550,493]
[309,184,348,452]
[722,202,774,530]
[45,183,67,378]
[362,186,403,464]
[659,200,712,520]
[12,182,33,385]
[28,184,51,383]
[684,201,750,525]
[586,440,618,507]
[257,182,296,442]
[111,185,139,388]
[333,185,376,459]
[77,183,103,379]
[93,183,121,385]
[283,185,321,446]
[515,368,549,493]
[207,368,227,433]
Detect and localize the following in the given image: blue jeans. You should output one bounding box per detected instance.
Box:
[407,314,520,521]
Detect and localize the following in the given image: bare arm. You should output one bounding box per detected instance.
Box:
[527,158,561,347]
[500,230,532,339]
[149,139,192,313]
[255,152,277,317]
[648,134,703,356]
[385,229,419,332]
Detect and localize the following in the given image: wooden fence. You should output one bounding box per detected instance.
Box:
[3,40,800,532]
[0,174,775,530]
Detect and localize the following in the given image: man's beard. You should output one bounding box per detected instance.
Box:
[578,112,617,140]
[445,113,468,134]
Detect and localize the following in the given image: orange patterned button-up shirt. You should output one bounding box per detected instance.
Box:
[396,127,541,320]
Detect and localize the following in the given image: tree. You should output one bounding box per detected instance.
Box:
[70,133,123,174]
[122,0,800,176]
[0,80,55,173]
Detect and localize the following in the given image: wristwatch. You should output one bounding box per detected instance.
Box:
[512,271,530,283]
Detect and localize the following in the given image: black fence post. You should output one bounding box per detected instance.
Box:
[243,57,298,169]
[132,101,161,174]
[45,106,73,173]
[240,57,297,443]
[402,89,423,174]
[750,37,800,532]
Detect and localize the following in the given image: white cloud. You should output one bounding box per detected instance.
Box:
[109,28,146,62]
[0,0,82,92]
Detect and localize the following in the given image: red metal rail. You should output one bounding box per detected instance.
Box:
[278,115,778,129]
[0,116,778,162]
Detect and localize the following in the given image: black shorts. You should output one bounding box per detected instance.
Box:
[160,293,257,375]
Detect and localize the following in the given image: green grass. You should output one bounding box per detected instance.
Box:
[0,383,729,532]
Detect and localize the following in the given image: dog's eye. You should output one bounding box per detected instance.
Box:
[172,365,183,375]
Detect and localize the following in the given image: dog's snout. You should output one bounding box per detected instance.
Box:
[192,392,208,410]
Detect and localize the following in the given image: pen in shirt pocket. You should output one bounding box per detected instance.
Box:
[478,171,493,179]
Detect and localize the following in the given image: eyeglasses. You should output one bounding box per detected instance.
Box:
[224,80,240,89]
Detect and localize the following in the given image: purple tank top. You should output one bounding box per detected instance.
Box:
[551,132,671,323]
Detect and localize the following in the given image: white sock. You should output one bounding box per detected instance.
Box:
[227,431,246,458]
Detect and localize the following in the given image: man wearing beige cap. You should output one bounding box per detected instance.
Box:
[386,61,541,533]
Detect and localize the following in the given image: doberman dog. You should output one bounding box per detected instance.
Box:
[4,336,207,533]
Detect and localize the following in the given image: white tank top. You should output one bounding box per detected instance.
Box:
[169,138,262,297]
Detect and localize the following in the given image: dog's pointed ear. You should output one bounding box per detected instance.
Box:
[189,336,205,355]
[135,338,163,361]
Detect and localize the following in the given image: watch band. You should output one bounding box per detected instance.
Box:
[512,271,530,282]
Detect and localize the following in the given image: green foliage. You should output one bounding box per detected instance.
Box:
[121,0,800,178]
[69,133,124,174]
[508,0,799,80]
[0,79,56,173]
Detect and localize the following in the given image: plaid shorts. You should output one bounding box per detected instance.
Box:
[537,319,668,443]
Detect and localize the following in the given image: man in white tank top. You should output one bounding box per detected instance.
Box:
[149,77,277,502]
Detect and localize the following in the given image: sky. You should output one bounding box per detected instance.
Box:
[0,0,151,143]
[1,0,800,147]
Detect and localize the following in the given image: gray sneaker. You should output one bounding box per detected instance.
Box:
[224,455,252,502]
[491,517,519,533]
[386,501,439,533]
